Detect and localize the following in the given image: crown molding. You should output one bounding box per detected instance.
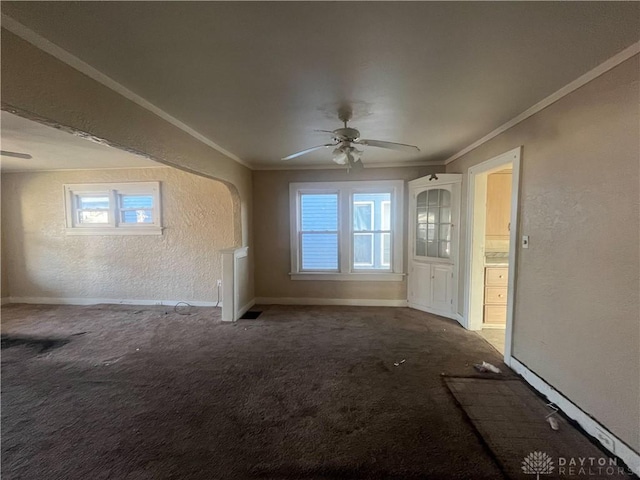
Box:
[254,159,446,171]
[444,41,640,165]
[1,15,252,170]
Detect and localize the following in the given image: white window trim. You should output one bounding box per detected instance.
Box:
[289,180,404,281]
[380,200,391,267]
[64,182,162,235]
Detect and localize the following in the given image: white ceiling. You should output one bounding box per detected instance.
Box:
[2,2,639,169]
[1,112,161,172]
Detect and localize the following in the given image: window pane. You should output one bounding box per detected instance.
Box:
[440,207,451,224]
[353,203,372,231]
[440,190,451,207]
[353,233,373,266]
[439,241,451,258]
[427,207,439,224]
[427,224,437,241]
[121,209,153,224]
[120,195,154,209]
[78,196,109,209]
[416,240,426,257]
[78,210,109,224]
[417,191,427,209]
[428,189,439,206]
[417,210,428,224]
[439,224,451,242]
[427,240,438,257]
[301,194,337,231]
[417,224,427,240]
[301,233,338,270]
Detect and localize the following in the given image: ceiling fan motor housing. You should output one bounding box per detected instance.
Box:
[333,127,360,142]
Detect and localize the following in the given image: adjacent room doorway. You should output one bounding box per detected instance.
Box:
[463,147,521,365]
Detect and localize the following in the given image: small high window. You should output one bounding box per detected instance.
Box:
[64,182,162,235]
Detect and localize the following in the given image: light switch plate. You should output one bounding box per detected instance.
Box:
[522,235,529,248]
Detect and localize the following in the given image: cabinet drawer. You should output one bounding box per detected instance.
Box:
[485,267,508,286]
[484,305,507,325]
[485,286,508,304]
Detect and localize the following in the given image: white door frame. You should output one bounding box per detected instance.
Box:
[463,147,521,366]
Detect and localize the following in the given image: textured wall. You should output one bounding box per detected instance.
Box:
[1,29,254,299]
[252,165,443,300]
[447,56,640,450]
[1,167,234,303]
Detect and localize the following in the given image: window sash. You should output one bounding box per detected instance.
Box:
[298,191,340,271]
[65,182,161,235]
[353,232,374,267]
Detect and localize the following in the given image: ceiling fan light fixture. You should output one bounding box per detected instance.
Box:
[332,147,348,165]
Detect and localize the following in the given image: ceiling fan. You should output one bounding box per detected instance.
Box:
[281,107,420,169]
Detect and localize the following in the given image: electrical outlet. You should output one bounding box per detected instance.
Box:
[216,279,222,287]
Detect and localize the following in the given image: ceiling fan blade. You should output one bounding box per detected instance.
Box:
[281,143,335,161]
[313,129,336,135]
[0,150,32,159]
[356,139,420,153]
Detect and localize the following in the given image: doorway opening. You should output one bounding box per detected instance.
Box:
[463,147,521,365]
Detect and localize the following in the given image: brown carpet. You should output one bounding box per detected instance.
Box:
[2,303,515,479]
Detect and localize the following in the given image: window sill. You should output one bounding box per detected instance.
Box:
[290,272,405,282]
[65,227,163,236]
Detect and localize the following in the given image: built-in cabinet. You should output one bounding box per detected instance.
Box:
[485,170,512,252]
[408,174,461,319]
[483,266,508,325]
[483,170,511,326]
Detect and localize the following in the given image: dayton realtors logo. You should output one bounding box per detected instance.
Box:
[522,451,633,477]
[522,451,555,479]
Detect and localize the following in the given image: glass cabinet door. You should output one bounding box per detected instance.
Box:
[415,188,451,259]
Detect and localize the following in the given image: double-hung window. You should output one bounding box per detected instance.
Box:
[290,180,403,281]
[64,182,162,235]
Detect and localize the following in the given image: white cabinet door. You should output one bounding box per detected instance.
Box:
[409,262,432,308]
[407,174,461,320]
[431,264,453,312]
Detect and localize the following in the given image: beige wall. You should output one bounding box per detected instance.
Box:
[1,29,254,300]
[1,167,234,303]
[447,56,639,450]
[253,166,443,300]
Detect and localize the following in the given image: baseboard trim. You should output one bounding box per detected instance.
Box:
[5,297,221,308]
[1,297,10,306]
[510,357,639,476]
[255,297,408,307]
[236,298,256,319]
